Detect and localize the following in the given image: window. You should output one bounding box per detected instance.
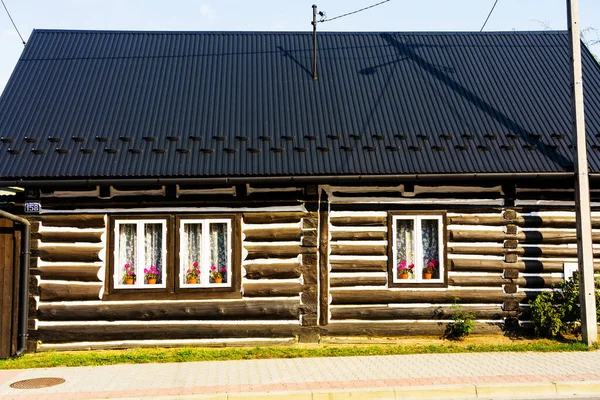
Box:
[179,219,232,288]
[389,214,445,285]
[108,214,240,297]
[114,219,167,289]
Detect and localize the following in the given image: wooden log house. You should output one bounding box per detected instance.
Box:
[1,30,600,351]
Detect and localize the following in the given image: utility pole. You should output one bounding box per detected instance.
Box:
[567,0,598,346]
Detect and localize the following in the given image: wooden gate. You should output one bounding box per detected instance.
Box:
[0,217,21,359]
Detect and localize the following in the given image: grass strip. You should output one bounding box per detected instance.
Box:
[0,340,594,370]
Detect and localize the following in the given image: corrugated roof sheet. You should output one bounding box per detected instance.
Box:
[1,29,600,179]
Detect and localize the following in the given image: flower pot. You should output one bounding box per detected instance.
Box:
[214,277,223,284]
[399,273,409,279]
[125,278,134,285]
[188,278,197,284]
[423,272,432,279]
[147,278,157,284]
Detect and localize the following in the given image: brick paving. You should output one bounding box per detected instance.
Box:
[0,351,599,399]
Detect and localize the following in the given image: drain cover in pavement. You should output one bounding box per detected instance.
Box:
[10,377,65,389]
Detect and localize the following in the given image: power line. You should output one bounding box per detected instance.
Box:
[320,0,392,23]
[480,0,499,32]
[1,0,26,45]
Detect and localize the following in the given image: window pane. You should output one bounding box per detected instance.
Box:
[119,224,137,284]
[395,219,415,281]
[209,223,228,284]
[184,223,202,284]
[421,219,440,279]
[144,223,163,284]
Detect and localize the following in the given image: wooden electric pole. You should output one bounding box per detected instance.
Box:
[567,0,598,346]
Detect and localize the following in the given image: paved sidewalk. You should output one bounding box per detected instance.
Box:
[1,351,600,399]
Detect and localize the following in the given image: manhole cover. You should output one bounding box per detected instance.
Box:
[10,377,65,389]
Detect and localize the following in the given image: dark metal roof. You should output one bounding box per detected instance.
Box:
[1,29,600,180]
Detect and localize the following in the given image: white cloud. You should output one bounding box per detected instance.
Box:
[199,4,216,19]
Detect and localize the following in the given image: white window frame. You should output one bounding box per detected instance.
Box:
[179,218,232,288]
[113,219,168,289]
[391,215,444,284]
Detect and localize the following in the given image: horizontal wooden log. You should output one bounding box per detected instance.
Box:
[450,259,567,273]
[39,282,102,302]
[329,216,386,227]
[33,246,103,262]
[244,245,307,260]
[37,299,300,321]
[243,212,306,224]
[449,275,563,288]
[35,215,105,229]
[330,230,387,241]
[450,229,600,244]
[449,230,508,243]
[330,243,387,256]
[330,275,387,287]
[448,245,507,256]
[243,282,303,297]
[32,265,101,282]
[330,259,387,272]
[321,322,504,337]
[243,227,302,242]
[514,215,600,229]
[447,215,506,226]
[330,305,516,320]
[38,338,298,352]
[33,230,103,243]
[244,262,302,280]
[36,323,301,343]
[330,289,531,305]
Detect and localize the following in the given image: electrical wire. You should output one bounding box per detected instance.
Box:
[1,0,25,45]
[480,0,499,32]
[320,0,392,23]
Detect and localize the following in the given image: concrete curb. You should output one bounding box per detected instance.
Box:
[91,380,600,400]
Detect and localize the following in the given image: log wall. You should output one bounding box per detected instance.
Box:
[29,209,318,349]
[322,184,599,337]
[25,183,600,348]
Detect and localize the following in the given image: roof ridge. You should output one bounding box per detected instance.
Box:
[31,29,568,36]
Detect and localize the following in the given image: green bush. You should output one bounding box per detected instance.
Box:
[529,274,600,338]
[444,299,476,340]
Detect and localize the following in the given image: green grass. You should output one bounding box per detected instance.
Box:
[0,339,595,370]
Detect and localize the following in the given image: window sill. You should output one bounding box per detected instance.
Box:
[103,288,242,301]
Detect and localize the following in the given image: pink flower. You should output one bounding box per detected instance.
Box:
[124,263,130,268]
[195,269,200,275]
[144,268,148,274]
[193,262,199,268]
[210,265,217,271]
[220,267,227,274]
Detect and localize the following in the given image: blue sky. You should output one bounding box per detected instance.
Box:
[0,0,599,93]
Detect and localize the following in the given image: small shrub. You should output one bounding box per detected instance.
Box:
[529,274,600,338]
[445,299,476,340]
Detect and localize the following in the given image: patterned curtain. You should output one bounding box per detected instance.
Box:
[119,224,137,283]
[184,223,203,284]
[209,223,228,283]
[395,219,415,280]
[421,219,439,278]
[145,223,163,284]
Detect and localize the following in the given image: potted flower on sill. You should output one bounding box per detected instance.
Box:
[397,260,414,279]
[210,265,227,284]
[144,265,160,284]
[122,263,135,284]
[186,262,200,284]
[423,260,438,280]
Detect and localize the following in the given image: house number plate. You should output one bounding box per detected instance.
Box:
[24,201,41,214]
